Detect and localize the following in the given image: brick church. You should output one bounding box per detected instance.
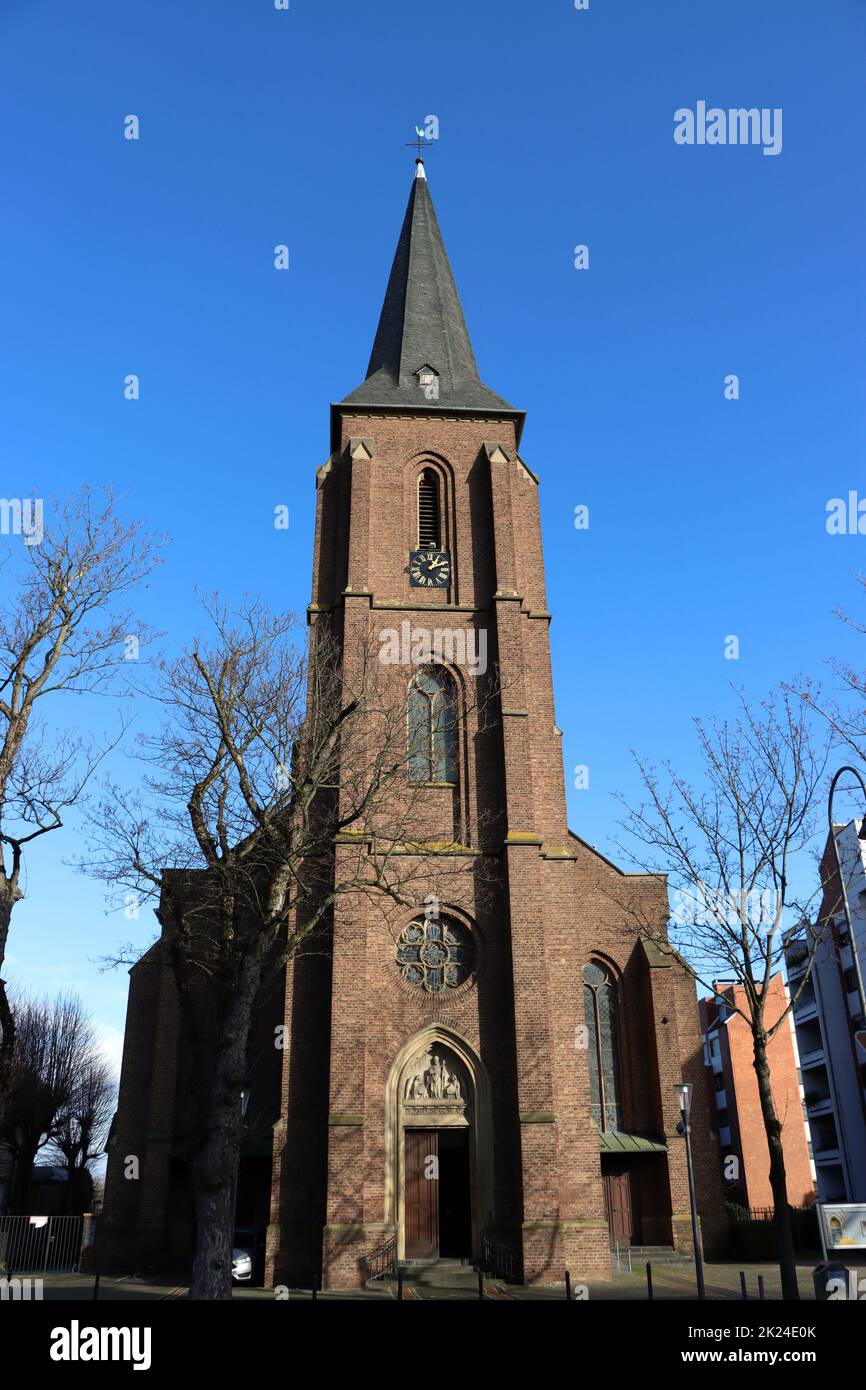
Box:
[99,158,724,1288]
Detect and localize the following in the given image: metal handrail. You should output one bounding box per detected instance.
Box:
[480,1231,517,1282]
[366,1232,397,1281]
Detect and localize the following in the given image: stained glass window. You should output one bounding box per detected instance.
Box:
[582,961,623,1132]
[396,917,474,993]
[408,667,458,784]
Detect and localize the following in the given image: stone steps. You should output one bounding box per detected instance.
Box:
[614,1245,693,1266]
[403,1260,477,1288]
[370,1258,478,1291]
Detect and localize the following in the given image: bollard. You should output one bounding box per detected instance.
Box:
[311,1274,317,1302]
[646,1261,653,1301]
[565,1270,572,1301]
[758,1274,765,1301]
[477,1268,484,1300]
[93,1269,101,1302]
[397,1267,403,1300]
[739,1270,748,1300]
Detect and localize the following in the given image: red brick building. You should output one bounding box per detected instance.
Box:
[99,160,725,1288]
[699,976,815,1210]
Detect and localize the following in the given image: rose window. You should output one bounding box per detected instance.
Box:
[395,918,474,993]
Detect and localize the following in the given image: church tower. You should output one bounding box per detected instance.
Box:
[266,159,724,1289]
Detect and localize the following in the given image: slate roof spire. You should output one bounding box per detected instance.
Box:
[339,161,522,427]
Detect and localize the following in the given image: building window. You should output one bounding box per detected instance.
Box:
[583,961,623,1132]
[417,469,441,548]
[395,917,474,993]
[408,667,457,784]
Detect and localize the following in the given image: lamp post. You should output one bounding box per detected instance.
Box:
[230,1087,251,1245]
[675,1083,706,1300]
[826,768,866,1029]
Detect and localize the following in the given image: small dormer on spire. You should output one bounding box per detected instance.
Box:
[338,161,522,431]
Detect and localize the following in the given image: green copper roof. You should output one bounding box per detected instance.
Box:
[340,163,521,421]
[599,1131,668,1155]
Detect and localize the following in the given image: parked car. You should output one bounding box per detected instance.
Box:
[232,1226,265,1284]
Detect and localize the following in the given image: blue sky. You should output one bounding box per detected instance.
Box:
[1,0,865,1066]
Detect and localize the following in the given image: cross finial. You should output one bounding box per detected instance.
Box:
[406,126,431,162]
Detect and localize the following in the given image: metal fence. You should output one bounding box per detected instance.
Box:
[0,1215,84,1273]
[728,1204,820,1253]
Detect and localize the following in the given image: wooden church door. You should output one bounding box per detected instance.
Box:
[603,1164,634,1246]
[405,1130,439,1258]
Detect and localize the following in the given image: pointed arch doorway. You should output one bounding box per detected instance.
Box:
[385,1027,493,1261]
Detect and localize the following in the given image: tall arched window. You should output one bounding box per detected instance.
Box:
[417,469,441,549]
[583,961,623,1132]
[408,667,457,784]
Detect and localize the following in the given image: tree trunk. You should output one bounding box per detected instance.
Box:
[0,891,19,1139]
[10,1138,40,1214]
[753,1036,800,1300]
[188,945,263,1300]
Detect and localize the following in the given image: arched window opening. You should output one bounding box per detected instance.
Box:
[408,667,457,784]
[417,469,441,549]
[583,961,623,1132]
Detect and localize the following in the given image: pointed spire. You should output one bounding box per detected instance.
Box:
[339,167,519,420]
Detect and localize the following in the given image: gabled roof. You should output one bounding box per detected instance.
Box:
[338,162,523,432]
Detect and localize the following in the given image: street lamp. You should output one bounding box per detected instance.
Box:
[675,1082,706,1300]
[231,1087,252,1249]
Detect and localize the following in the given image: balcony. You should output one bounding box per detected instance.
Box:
[814,1146,842,1165]
[785,941,809,982]
[799,1046,827,1069]
[804,1093,833,1116]
[793,992,818,1023]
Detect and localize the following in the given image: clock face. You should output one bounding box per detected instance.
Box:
[409,549,451,588]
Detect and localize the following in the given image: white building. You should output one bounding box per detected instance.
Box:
[785,820,866,1202]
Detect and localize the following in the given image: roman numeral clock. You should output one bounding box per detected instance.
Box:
[409,548,451,587]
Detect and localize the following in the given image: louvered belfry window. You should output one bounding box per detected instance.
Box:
[417,469,441,549]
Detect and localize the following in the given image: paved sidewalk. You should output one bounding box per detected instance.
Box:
[20,1261,819,1302]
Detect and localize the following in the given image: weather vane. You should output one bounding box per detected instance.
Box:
[406,126,432,161]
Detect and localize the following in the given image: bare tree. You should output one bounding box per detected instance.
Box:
[84,596,496,1299]
[0,488,160,1132]
[1,992,101,1212]
[614,689,830,1301]
[49,1056,116,1213]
